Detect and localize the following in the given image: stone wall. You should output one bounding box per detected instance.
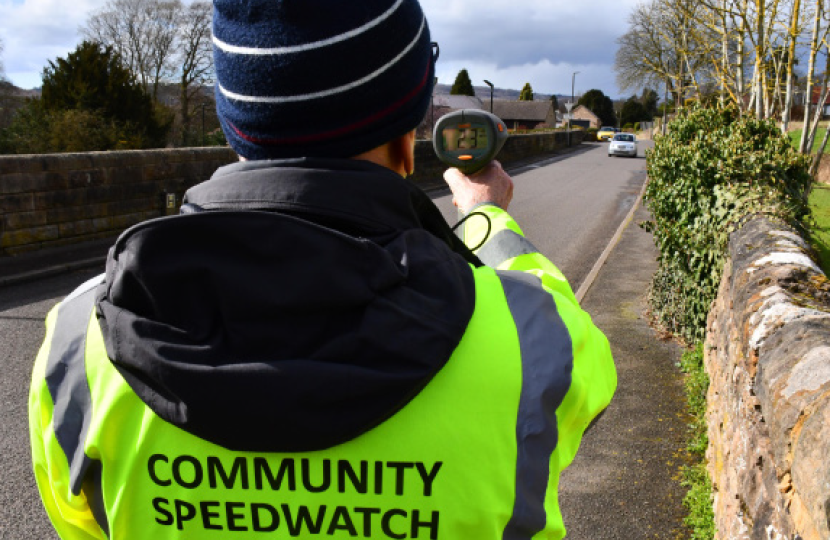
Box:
[705,217,830,539]
[0,131,582,256]
[0,148,236,256]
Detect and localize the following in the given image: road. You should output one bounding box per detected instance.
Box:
[1,141,653,539]
[431,143,648,289]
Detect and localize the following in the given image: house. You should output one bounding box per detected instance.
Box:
[811,87,830,117]
[491,100,556,131]
[570,105,601,129]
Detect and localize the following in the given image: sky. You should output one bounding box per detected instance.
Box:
[0,0,642,99]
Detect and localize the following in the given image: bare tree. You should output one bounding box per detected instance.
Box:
[621,0,830,178]
[615,0,712,107]
[175,1,213,145]
[81,0,182,100]
[81,0,216,146]
[615,2,682,98]
[797,0,830,153]
[637,0,812,123]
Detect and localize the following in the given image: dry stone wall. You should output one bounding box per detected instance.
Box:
[0,131,582,256]
[706,216,830,539]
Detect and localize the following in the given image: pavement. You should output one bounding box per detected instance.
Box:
[561,201,691,539]
[0,173,692,539]
[0,236,114,287]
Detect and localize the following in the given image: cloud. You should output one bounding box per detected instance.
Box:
[0,0,103,87]
[421,0,640,97]
[1,0,641,95]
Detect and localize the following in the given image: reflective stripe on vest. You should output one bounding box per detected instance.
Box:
[44,277,110,536]
[497,270,573,539]
[478,230,540,268]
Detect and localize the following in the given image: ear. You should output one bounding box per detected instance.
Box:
[391,130,417,177]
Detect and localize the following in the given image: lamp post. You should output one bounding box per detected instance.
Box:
[483,79,494,113]
[569,71,580,146]
[431,77,438,135]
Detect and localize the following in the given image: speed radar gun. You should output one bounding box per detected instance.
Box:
[433,109,509,240]
[432,109,509,175]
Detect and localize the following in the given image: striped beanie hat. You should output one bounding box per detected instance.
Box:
[213,0,436,160]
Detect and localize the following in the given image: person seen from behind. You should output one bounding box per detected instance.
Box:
[29,0,617,538]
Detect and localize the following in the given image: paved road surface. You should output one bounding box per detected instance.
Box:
[431,143,647,288]
[1,141,689,539]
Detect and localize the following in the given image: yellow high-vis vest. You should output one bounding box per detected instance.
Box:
[30,204,615,540]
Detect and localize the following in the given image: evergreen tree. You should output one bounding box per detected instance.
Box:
[450,69,475,96]
[41,41,170,148]
[620,97,648,127]
[519,82,534,101]
[577,89,616,127]
[639,88,658,120]
[550,94,559,111]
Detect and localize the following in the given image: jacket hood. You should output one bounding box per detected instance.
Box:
[96,159,477,452]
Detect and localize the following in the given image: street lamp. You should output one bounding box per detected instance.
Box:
[483,79,494,113]
[569,71,580,146]
[431,77,438,135]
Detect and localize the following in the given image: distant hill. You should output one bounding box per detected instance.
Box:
[434,82,560,103]
[0,81,40,98]
[0,81,39,129]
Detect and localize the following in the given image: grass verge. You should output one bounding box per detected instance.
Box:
[808,183,830,273]
[788,128,829,154]
[678,343,716,539]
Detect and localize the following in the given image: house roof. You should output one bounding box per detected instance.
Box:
[492,100,553,121]
[572,104,599,120]
[432,95,484,109]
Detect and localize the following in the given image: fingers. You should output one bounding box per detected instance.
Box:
[442,160,513,214]
[443,166,468,190]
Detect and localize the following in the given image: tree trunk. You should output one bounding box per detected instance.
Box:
[810,125,830,178]
[754,0,765,119]
[736,20,746,113]
[781,0,800,133]
[799,0,822,153]
[179,77,190,147]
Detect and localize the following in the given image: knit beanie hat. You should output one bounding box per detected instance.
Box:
[213,0,436,160]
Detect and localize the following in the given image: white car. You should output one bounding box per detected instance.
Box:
[608,133,637,157]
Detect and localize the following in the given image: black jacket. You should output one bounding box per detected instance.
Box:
[96,158,478,452]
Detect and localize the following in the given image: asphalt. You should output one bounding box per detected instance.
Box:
[0,236,114,287]
[0,173,692,539]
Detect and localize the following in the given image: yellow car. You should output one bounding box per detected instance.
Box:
[597,126,617,141]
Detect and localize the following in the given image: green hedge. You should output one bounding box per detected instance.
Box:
[644,105,811,343]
